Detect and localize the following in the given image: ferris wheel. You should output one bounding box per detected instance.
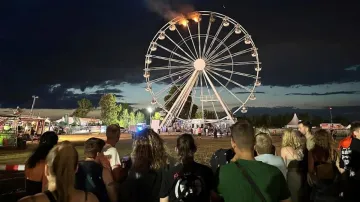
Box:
[144,11,262,127]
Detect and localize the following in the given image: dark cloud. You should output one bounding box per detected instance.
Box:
[94,89,123,94]
[0,0,359,107]
[285,91,359,96]
[233,105,360,122]
[236,91,265,94]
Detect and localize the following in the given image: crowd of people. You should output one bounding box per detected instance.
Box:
[14,120,360,202]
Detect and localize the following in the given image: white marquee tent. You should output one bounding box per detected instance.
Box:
[285,113,299,128]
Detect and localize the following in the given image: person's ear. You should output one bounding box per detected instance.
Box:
[45,164,50,177]
[230,138,236,150]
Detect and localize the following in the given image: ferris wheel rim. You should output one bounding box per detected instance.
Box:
[144,11,262,122]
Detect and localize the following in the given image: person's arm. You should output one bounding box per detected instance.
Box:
[160,196,169,202]
[159,169,171,202]
[102,168,117,202]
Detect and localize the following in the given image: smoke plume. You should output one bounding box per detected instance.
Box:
[145,0,195,20]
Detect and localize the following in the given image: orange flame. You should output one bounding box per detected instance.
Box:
[189,12,200,22]
[178,18,189,27]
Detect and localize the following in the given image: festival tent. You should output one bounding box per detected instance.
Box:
[285,113,299,128]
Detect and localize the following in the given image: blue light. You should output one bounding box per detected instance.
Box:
[136,126,143,132]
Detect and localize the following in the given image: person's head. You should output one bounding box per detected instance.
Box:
[45,141,79,202]
[255,127,271,136]
[106,124,121,146]
[26,131,58,168]
[230,120,255,154]
[298,120,312,135]
[282,129,302,150]
[255,133,273,155]
[312,129,336,162]
[84,137,106,159]
[176,134,197,164]
[131,128,168,173]
[350,121,360,138]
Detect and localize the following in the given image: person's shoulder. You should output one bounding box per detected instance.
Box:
[17,193,47,202]
[194,162,213,173]
[86,191,100,202]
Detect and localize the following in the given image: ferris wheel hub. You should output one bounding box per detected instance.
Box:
[193,58,206,71]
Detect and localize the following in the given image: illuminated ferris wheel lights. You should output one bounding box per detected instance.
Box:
[169,24,176,31]
[143,71,150,78]
[210,13,215,23]
[250,94,256,100]
[158,32,165,40]
[251,51,257,57]
[245,36,251,44]
[223,18,230,27]
[235,25,242,34]
[150,43,157,51]
[145,57,152,65]
[255,80,261,87]
[241,106,248,113]
[255,66,262,71]
[151,99,157,105]
[145,86,152,92]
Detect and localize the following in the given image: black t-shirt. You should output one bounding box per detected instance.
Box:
[159,161,214,202]
[119,168,166,202]
[340,137,360,177]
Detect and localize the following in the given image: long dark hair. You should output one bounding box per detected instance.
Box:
[176,134,197,165]
[26,131,58,168]
[131,129,168,173]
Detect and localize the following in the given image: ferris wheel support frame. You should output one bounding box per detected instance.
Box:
[160,70,200,128]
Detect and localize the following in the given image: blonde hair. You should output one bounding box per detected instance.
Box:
[282,129,302,150]
[255,127,271,136]
[255,133,273,154]
[46,141,78,202]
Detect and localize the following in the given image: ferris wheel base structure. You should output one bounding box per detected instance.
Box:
[144,11,262,128]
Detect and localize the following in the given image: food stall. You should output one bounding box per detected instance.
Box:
[0,115,19,148]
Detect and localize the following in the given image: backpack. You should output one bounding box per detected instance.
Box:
[172,171,206,202]
[209,148,235,173]
[75,161,109,202]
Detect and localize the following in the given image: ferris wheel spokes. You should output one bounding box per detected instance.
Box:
[148,68,191,85]
[201,72,219,120]
[207,69,253,92]
[206,27,235,60]
[165,32,195,60]
[149,55,190,65]
[187,25,199,58]
[197,18,202,57]
[156,43,193,63]
[208,61,259,67]
[153,70,193,97]
[201,16,213,58]
[203,70,234,122]
[206,70,245,104]
[208,67,257,79]
[204,23,224,58]
[207,48,254,64]
[175,28,197,60]
[207,35,246,62]
[146,65,192,71]
[160,70,200,127]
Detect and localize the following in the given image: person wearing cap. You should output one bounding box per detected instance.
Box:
[24,131,58,195]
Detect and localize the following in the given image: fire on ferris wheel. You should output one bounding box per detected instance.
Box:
[143,11,262,128]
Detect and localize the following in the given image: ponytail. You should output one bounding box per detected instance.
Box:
[176,134,197,165]
[46,141,78,202]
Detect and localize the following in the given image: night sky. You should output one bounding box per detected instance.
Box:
[1,0,359,118]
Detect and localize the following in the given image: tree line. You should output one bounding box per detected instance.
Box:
[72,94,145,128]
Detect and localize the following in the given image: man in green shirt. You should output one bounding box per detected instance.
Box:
[215,120,291,202]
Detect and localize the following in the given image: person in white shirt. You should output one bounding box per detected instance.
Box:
[102,124,122,181]
[255,133,287,179]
